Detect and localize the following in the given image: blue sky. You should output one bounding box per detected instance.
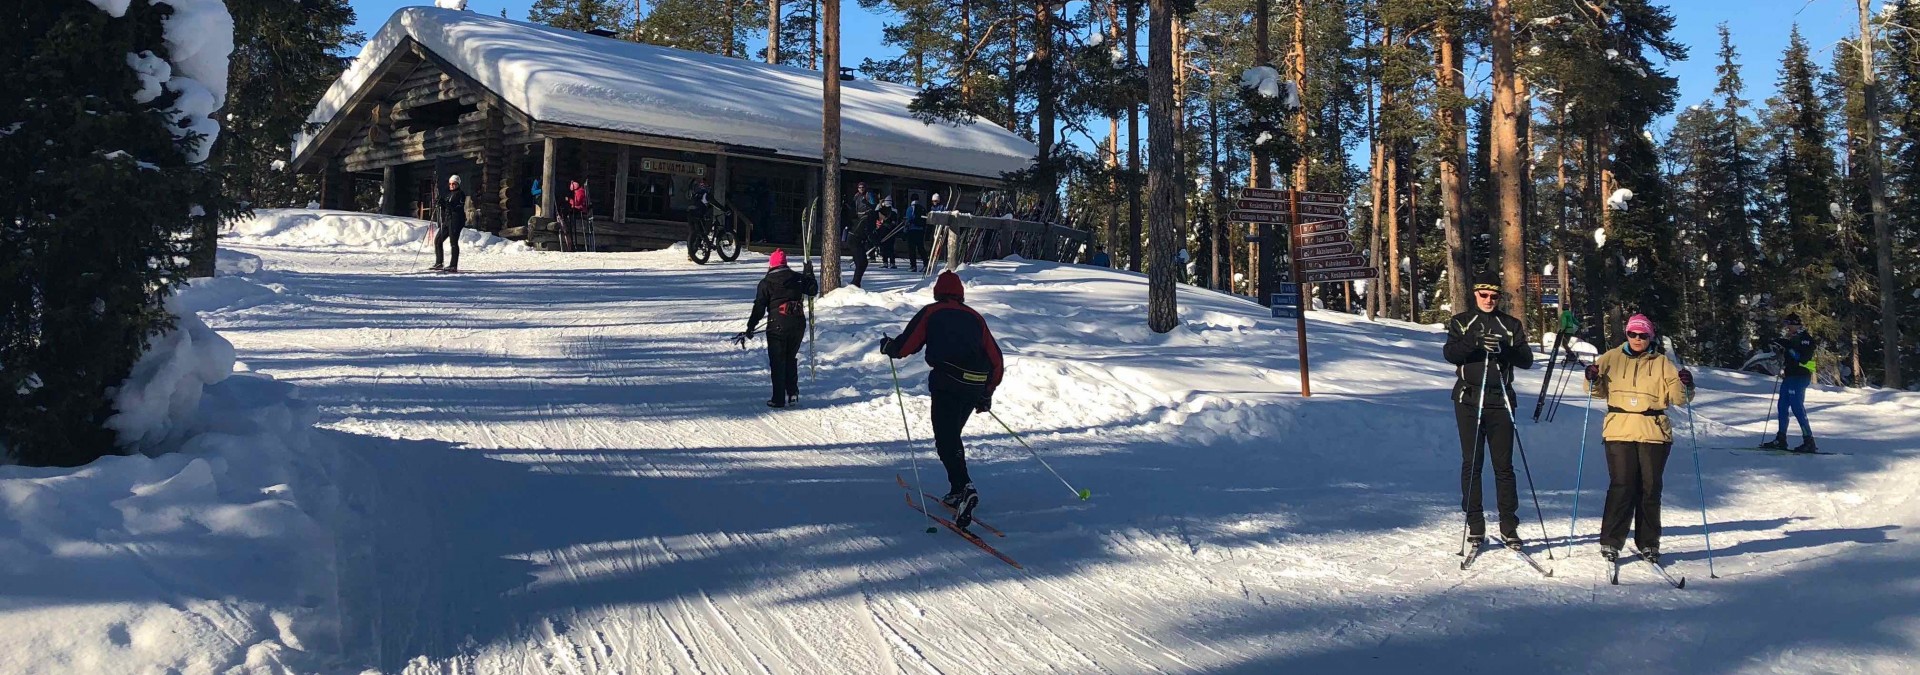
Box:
[345,1,1875,134]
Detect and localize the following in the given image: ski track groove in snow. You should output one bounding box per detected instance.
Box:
[184,235,1920,674]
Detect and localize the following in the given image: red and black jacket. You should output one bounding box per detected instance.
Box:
[884,300,1004,393]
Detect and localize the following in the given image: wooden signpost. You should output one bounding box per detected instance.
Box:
[1229,184,1379,398]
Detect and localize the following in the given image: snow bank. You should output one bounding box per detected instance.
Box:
[0,281,349,674]
[228,208,531,254]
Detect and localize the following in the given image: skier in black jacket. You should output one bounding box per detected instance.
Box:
[739,249,818,407]
[848,182,877,287]
[881,271,1005,527]
[433,174,469,272]
[1443,272,1535,547]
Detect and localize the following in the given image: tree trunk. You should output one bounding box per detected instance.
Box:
[1250,0,1269,302]
[1491,0,1526,314]
[1436,21,1470,316]
[725,0,736,57]
[1861,0,1902,387]
[1035,1,1056,199]
[1385,146,1401,319]
[1289,0,1309,189]
[820,0,842,291]
[1364,15,1380,321]
[810,0,820,69]
[1209,86,1226,290]
[1147,0,1181,333]
[1126,1,1143,272]
[768,0,779,64]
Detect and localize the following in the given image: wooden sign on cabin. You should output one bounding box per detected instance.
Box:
[641,158,708,178]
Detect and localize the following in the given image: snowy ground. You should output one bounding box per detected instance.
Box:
[10,210,1916,673]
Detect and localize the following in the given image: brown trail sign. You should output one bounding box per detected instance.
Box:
[1241,187,1289,201]
[1296,230,1350,247]
[1297,241,1355,257]
[1300,254,1369,271]
[1293,218,1348,235]
[1295,203,1347,218]
[1235,198,1289,211]
[1230,210,1291,224]
[1293,190,1347,205]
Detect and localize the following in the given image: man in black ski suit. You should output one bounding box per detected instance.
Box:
[1443,272,1534,547]
[739,249,818,408]
[433,174,468,272]
[880,271,1004,527]
[848,182,877,287]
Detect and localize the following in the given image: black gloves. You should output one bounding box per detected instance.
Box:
[878,336,894,355]
[975,397,992,413]
[1480,332,1504,354]
[1678,369,1695,389]
[1585,364,1601,382]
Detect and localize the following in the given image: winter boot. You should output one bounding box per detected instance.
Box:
[1503,536,1525,551]
[430,262,444,270]
[1759,433,1789,450]
[786,393,800,407]
[1793,436,1818,453]
[1641,547,1661,565]
[767,397,787,409]
[943,484,980,529]
[1600,545,1620,562]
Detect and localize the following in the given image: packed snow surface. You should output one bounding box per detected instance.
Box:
[228,208,530,254]
[296,7,1034,179]
[9,211,1918,672]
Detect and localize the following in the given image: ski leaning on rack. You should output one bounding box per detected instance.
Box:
[902,490,1022,569]
[1625,546,1686,588]
[1489,536,1554,577]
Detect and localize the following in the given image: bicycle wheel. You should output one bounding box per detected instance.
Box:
[715,216,741,262]
[688,216,712,264]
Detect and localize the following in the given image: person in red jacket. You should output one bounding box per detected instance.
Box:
[880,271,1004,527]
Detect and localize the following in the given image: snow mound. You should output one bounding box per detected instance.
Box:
[217,247,263,275]
[0,285,347,674]
[228,208,530,253]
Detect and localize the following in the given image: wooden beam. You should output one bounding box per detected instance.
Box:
[541,137,559,218]
[535,122,724,155]
[614,145,631,223]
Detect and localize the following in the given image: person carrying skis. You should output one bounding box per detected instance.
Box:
[879,271,1004,526]
[433,174,468,272]
[1583,314,1695,563]
[1443,272,1534,548]
[738,250,818,408]
[1761,313,1818,452]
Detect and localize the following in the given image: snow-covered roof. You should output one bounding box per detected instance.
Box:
[294,7,1036,180]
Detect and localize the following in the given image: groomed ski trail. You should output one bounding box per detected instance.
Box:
[197,234,1920,674]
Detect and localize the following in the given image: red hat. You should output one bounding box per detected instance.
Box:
[933,271,963,301]
[769,249,787,268]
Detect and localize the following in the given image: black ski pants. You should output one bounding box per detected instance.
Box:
[434,222,463,269]
[851,244,871,287]
[881,235,898,268]
[906,230,926,271]
[1455,401,1519,537]
[929,375,984,494]
[1599,441,1671,551]
[766,329,802,402]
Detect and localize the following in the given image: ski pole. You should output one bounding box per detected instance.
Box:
[986,410,1092,501]
[1497,374,1556,559]
[1567,367,1596,559]
[1462,351,1493,557]
[888,357,938,533]
[1760,370,1782,445]
[1667,344,1719,578]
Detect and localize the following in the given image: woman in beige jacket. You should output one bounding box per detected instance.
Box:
[1583,314,1694,563]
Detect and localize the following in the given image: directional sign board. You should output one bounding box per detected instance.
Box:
[1300,255,1370,271]
[1230,210,1290,224]
[1293,218,1348,235]
[1270,292,1301,307]
[1302,267,1378,283]
[1271,305,1301,319]
[1297,241,1356,257]
[1295,202,1347,218]
[1293,190,1348,205]
[1235,198,1289,212]
[1296,230,1350,247]
[1277,283,1300,295]
[1542,292,1561,308]
[1241,187,1289,201]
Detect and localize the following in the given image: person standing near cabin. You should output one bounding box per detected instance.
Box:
[880,271,1004,528]
[1443,273,1534,548]
[903,195,929,273]
[738,250,818,408]
[565,180,592,251]
[876,196,901,269]
[848,182,877,287]
[433,174,468,272]
[1090,245,1112,268]
[1584,314,1694,563]
[1761,313,1819,452]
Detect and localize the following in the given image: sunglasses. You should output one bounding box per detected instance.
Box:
[1474,291,1501,300]
[1626,331,1651,340]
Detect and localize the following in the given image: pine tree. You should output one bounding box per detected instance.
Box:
[2,1,231,466]
[1885,0,1920,384]
[216,0,359,212]
[1662,25,1761,367]
[634,0,767,57]
[1147,0,1196,333]
[1763,27,1841,350]
[528,0,631,34]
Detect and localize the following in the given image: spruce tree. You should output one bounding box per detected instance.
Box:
[634,0,767,57]
[1,0,230,466]
[1886,0,1920,384]
[528,0,631,35]
[216,0,359,210]
[1762,27,1841,349]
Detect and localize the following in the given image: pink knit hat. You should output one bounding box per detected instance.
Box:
[1626,314,1654,336]
[769,249,787,268]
